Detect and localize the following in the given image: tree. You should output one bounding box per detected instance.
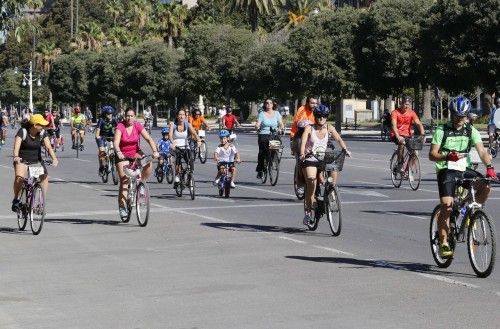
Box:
[230,0,285,32]
[48,52,89,104]
[153,1,189,48]
[72,21,105,51]
[0,0,29,32]
[181,24,255,103]
[279,0,330,29]
[105,0,124,28]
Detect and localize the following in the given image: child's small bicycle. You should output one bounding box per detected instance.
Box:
[217,163,232,198]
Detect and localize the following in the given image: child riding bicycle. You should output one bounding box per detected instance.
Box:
[157,127,172,171]
[214,130,241,188]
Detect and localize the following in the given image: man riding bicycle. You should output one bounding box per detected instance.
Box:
[70,106,86,149]
[0,109,8,145]
[429,96,497,258]
[221,107,240,134]
[487,96,499,148]
[390,96,425,170]
[95,105,118,175]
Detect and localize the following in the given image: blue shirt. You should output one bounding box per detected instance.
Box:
[157,138,171,154]
[97,118,117,137]
[488,106,497,126]
[257,111,281,135]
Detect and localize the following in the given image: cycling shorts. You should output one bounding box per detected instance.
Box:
[172,147,192,166]
[487,124,497,136]
[436,168,484,198]
[217,161,235,170]
[302,160,321,168]
[73,124,84,131]
[159,152,170,160]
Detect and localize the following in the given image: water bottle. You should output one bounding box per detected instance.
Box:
[456,206,467,228]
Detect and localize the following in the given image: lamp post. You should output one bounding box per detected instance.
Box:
[15,61,42,112]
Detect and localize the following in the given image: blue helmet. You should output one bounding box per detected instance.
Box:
[161,127,170,135]
[102,105,114,115]
[218,129,230,138]
[449,96,471,117]
[313,104,330,117]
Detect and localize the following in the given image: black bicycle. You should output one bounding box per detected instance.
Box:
[430,175,498,277]
[173,146,195,200]
[259,129,283,186]
[303,149,346,236]
[99,137,118,185]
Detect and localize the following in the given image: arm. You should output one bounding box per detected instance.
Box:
[140,128,159,157]
[234,116,240,127]
[188,125,201,144]
[214,149,219,162]
[299,126,311,160]
[475,141,492,167]
[13,136,22,163]
[168,123,176,148]
[328,125,350,156]
[429,143,445,162]
[235,150,241,163]
[114,129,123,159]
[278,117,285,132]
[413,115,425,136]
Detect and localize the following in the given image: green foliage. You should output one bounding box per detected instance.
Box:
[48,52,89,104]
[0,69,26,104]
[181,24,255,103]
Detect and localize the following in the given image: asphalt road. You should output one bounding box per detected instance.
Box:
[0,126,499,329]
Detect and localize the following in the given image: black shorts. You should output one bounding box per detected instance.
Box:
[217,162,234,170]
[302,160,320,168]
[437,168,484,198]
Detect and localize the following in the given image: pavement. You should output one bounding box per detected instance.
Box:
[0,126,499,328]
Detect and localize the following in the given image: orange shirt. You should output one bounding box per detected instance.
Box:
[290,105,315,138]
[189,116,206,131]
[390,108,418,137]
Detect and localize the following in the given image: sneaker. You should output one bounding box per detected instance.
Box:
[303,211,312,225]
[174,176,180,183]
[296,186,305,195]
[119,207,128,219]
[72,144,76,150]
[230,181,236,188]
[79,144,84,151]
[439,243,453,258]
[1,139,5,145]
[256,172,262,179]
[214,178,220,185]
[98,166,105,176]
[11,199,20,212]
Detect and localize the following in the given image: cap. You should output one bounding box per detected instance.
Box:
[29,114,49,126]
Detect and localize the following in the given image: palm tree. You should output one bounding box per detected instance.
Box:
[154,2,188,48]
[35,41,62,109]
[72,22,105,52]
[106,0,125,28]
[230,0,285,32]
[127,0,152,31]
[281,0,330,28]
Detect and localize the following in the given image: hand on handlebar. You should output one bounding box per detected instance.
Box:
[486,166,498,179]
[446,151,462,162]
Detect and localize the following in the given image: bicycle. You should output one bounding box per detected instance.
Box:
[173,146,195,200]
[259,128,283,186]
[196,130,208,164]
[144,118,152,134]
[216,163,232,198]
[380,123,390,141]
[99,138,118,185]
[430,175,498,277]
[389,136,423,190]
[121,156,151,227]
[488,130,499,158]
[72,124,85,158]
[44,130,64,159]
[16,160,51,235]
[303,149,346,236]
[154,154,174,184]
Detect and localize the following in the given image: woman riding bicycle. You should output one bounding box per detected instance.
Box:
[255,98,284,179]
[114,108,159,219]
[299,105,351,225]
[189,109,210,133]
[11,114,59,212]
[168,108,201,184]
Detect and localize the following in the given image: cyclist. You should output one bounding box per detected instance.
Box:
[299,105,351,225]
[390,96,425,170]
[114,108,159,219]
[95,105,118,176]
[156,127,172,174]
[11,114,59,212]
[255,98,285,179]
[84,106,93,130]
[189,109,210,133]
[70,106,86,150]
[487,96,499,148]
[143,106,153,131]
[51,109,62,148]
[0,109,8,144]
[290,96,319,195]
[429,96,497,258]
[221,107,240,134]
[169,108,201,185]
[214,129,241,188]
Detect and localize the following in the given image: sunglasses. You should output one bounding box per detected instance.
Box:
[315,115,328,119]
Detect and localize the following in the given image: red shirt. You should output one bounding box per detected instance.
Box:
[223,114,238,129]
[390,108,418,138]
[44,113,55,129]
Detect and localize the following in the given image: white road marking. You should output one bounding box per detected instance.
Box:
[417,273,479,289]
[73,158,92,163]
[341,189,388,198]
[355,180,438,194]
[278,236,307,244]
[237,184,297,198]
[311,245,355,256]
[384,211,427,220]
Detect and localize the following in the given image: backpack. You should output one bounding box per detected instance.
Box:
[21,128,46,144]
[440,123,473,153]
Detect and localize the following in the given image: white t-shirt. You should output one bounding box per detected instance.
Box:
[215,144,238,162]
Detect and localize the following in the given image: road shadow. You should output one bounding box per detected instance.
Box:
[285,256,476,279]
[362,210,432,218]
[201,222,331,237]
[45,217,123,226]
[0,226,29,235]
[341,184,394,191]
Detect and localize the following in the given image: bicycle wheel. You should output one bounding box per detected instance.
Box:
[199,141,207,164]
[294,163,305,200]
[100,164,109,183]
[75,136,80,158]
[136,182,150,227]
[390,152,403,188]
[261,158,268,184]
[163,165,172,184]
[269,151,280,186]
[381,127,387,141]
[17,189,28,231]
[429,205,454,268]
[408,154,421,191]
[325,185,342,236]
[110,156,118,185]
[188,174,195,200]
[175,174,183,197]
[224,180,231,198]
[29,184,45,235]
[490,140,498,158]
[155,166,164,183]
[467,210,496,278]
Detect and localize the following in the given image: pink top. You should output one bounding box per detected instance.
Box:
[116,122,144,157]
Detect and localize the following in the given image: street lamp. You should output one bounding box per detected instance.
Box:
[15,61,42,112]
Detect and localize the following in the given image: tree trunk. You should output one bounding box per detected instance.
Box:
[423,85,432,120]
[48,91,53,111]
